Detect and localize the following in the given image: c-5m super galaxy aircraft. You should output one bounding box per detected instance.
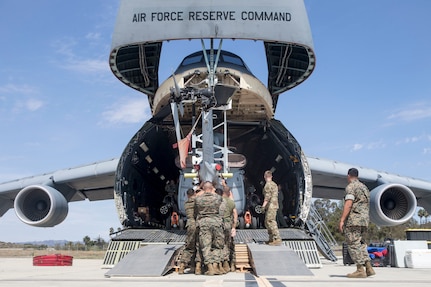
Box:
[1,0,431,267]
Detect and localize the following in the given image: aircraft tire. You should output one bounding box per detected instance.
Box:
[239,217,245,229]
[252,217,258,229]
[165,217,171,230]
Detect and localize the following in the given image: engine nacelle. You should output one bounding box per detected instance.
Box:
[370,183,417,226]
[14,185,69,227]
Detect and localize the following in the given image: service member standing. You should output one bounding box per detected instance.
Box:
[262,170,282,245]
[194,181,224,275]
[220,179,238,272]
[339,168,376,278]
[178,188,201,275]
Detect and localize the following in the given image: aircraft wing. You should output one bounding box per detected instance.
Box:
[0,158,118,218]
[308,156,431,214]
[2,155,431,227]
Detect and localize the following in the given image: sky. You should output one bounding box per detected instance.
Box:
[1,0,431,243]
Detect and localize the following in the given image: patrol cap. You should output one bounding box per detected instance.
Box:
[347,168,359,177]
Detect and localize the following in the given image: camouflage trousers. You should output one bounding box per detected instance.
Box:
[198,216,224,265]
[344,226,369,265]
[222,221,236,263]
[180,222,201,265]
[265,207,281,241]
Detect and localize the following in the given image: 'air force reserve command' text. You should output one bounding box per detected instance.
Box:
[132,10,292,23]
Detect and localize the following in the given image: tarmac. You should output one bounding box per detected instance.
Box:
[1,257,430,287]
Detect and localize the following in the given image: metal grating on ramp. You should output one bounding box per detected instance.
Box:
[234,228,312,243]
[285,240,322,268]
[102,240,141,268]
[114,228,312,243]
[112,229,187,242]
[108,228,325,270]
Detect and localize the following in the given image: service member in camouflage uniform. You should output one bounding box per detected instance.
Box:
[195,181,224,275]
[178,188,202,275]
[339,168,376,278]
[262,170,282,245]
[219,180,238,272]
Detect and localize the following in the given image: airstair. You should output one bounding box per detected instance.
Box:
[305,203,338,262]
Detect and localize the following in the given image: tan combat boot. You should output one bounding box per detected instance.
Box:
[195,262,202,275]
[205,263,215,276]
[213,262,223,275]
[265,236,273,244]
[347,264,367,278]
[178,262,185,274]
[219,262,227,274]
[222,261,230,273]
[268,238,282,246]
[230,262,236,272]
[365,261,376,276]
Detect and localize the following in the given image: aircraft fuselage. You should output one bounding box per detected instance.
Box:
[114,49,312,230]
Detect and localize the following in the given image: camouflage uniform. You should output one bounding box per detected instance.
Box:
[221,197,236,264]
[344,179,370,265]
[195,192,224,265]
[180,197,201,265]
[263,180,281,242]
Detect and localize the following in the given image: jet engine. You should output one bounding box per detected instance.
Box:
[369,183,417,226]
[14,185,69,227]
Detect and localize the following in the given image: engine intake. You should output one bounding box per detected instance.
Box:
[370,183,417,226]
[14,185,69,227]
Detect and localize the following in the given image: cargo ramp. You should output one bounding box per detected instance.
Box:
[103,228,324,277]
[105,243,182,277]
